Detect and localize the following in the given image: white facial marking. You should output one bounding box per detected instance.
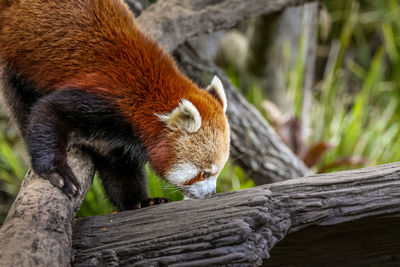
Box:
[166,162,222,199]
[187,176,217,199]
[166,162,198,185]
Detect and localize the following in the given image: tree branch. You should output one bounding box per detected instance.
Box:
[136,0,320,52]
[0,149,94,266]
[72,162,400,266]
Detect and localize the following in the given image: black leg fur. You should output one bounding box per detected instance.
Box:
[25,89,145,197]
[27,99,80,196]
[88,147,149,211]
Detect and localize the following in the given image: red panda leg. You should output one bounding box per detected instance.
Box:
[26,96,81,196]
[87,147,170,210]
[88,147,150,211]
[25,89,138,197]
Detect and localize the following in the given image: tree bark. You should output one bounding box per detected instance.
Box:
[0,148,95,266]
[72,162,400,266]
[136,0,320,53]
[174,44,310,184]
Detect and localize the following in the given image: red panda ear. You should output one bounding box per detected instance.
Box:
[206,75,227,113]
[156,99,202,133]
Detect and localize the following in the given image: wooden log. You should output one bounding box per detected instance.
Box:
[72,162,400,266]
[0,148,95,266]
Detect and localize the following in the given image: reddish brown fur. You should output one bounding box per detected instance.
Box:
[0,0,228,175]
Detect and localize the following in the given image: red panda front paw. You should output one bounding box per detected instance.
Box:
[132,198,170,209]
[46,171,81,198]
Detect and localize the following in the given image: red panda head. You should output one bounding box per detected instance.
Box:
[153,76,230,199]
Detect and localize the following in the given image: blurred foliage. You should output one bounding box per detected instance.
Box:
[0,119,28,224]
[243,0,400,173]
[1,0,400,222]
[311,0,400,170]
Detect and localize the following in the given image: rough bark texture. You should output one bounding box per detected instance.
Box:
[174,44,310,184]
[0,148,95,266]
[136,0,320,53]
[72,162,400,266]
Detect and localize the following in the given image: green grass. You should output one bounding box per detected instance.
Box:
[77,176,115,217]
[0,130,27,224]
[299,0,400,171]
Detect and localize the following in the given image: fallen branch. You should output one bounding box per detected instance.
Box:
[0,149,94,266]
[72,162,400,266]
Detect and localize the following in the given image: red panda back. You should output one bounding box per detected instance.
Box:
[0,0,224,145]
[0,0,174,95]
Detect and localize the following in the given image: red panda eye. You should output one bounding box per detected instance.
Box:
[202,171,211,179]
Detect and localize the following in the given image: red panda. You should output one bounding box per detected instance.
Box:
[0,0,230,210]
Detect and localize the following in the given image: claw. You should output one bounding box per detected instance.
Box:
[132,197,170,209]
[58,178,64,188]
[133,202,141,209]
[71,184,78,194]
[43,171,81,197]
